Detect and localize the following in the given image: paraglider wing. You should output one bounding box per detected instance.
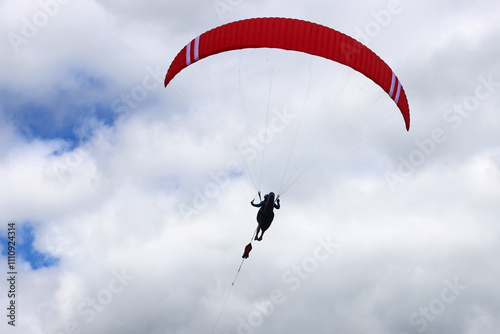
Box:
[164,17,410,130]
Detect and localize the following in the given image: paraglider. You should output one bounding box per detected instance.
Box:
[164,16,411,255]
[164,17,412,334]
[241,192,280,259]
[251,192,280,241]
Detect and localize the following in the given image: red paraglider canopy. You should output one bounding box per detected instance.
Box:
[164,17,410,130]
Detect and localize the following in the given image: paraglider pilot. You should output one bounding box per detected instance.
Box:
[251,192,280,241]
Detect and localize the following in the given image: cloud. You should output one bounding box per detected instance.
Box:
[1,1,499,334]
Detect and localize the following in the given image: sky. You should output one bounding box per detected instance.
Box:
[0,0,499,333]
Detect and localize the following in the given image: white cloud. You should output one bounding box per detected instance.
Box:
[1,1,499,333]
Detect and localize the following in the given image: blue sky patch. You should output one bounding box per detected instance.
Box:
[0,68,117,146]
[1,223,59,270]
